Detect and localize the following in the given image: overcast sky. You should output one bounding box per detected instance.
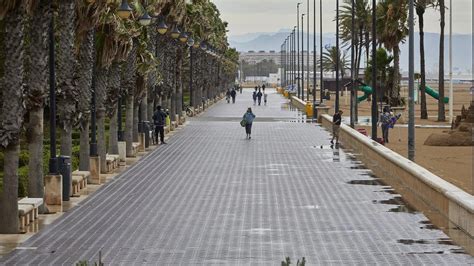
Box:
[211,0,473,37]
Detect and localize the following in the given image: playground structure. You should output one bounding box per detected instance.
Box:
[356,85,449,104]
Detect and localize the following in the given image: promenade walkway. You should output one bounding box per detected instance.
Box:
[1,89,472,264]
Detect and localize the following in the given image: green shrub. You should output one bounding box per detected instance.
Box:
[19,150,29,168]
[18,166,28,197]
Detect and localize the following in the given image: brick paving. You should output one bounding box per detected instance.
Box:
[1,89,473,265]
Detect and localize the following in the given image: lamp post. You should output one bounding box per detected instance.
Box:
[320,0,323,104]
[48,0,58,174]
[350,0,355,128]
[188,37,194,107]
[448,0,453,123]
[301,13,305,101]
[335,0,340,112]
[371,0,378,140]
[307,0,310,102]
[408,0,415,161]
[313,0,316,106]
[297,3,302,98]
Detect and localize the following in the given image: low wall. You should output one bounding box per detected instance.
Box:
[320,114,474,255]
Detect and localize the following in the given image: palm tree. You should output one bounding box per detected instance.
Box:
[437,0,446,121]
[124,42,137,157]
[415,0,435,119]
[0,0,26,233]
[339,0,371,79]
[376,0,408,106]
[321,46,350,79]
[365,47,395,102]
[96,66,109,173]
[24,0,50,213]
[106,62,122,155]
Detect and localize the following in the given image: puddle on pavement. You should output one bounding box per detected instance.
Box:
[419,220,439,230]
[347,179,383,186]
[372,196,419,214]
[397,238,456,246]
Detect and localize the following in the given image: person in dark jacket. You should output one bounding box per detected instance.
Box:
[152,106,167,144]
[243,107,256,139]
[230,88,237,103]
[330,110,343,144]
[257,89,263,105]
[252,89,257,105]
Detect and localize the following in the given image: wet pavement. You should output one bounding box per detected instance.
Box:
[1,89,473,265]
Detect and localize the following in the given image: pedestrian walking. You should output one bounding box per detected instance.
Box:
[263,92,268,105]
[152,105,167,145]
[379,106,393,144]
[257,89,263,106]
[262,84,266,92]
[239,85,243,94]
[226,89,231,103]
[252,89,257,105]
[242,107,256,139]
[230,88,237,103]
[330,110,343,144]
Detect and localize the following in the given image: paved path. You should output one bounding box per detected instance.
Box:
[1,89,473,265]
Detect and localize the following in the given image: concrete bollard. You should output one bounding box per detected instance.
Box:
[44,174,62,206]
[138,133,145,152]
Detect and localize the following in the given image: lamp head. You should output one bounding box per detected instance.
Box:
[138,12,152,26]
[170,25,181,39]
[157,16,168,35]
[117,0,133,19]
[179,31,188,43]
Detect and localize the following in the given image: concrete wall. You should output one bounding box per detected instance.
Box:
[320,114,474,255]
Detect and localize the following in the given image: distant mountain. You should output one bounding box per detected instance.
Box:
[230,31,472,75]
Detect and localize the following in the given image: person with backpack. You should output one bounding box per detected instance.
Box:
[256,89,263,106]
[242,107,256,139]
[152,106,167,145]
[230,88,237,103]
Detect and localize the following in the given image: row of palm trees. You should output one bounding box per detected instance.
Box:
[332,0,447,118]
[0,0,238,233]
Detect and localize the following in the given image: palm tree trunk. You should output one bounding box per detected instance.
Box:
[176,48,183,117]
[27,108,44,202]
[0,142,20,233]
[125,93,134,157]
[0,7,25,233]
[133,103,139,142]
[108,108,118,154]
[391,46,401,106]
[437,0,446,121]
[57,0,77,159]
[25,0,49,213]
[97,109,106,174]
[79,121,90,171]
[417,6,428,119]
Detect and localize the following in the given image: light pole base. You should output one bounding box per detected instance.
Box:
[89,156,101,184]
[118,141,126,162]
[45,174,62,206]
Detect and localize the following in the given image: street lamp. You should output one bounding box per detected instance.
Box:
[138,11,152,26]
[301,13,305,101]
[320,0,323,104]
[408,0,415,160]
[157,15,168,35]
[179,31,188,43]
[170,24,181,39]
[48,0,58,174]
[297,2,302,98]
[117,0,133,19]
[335,0,340,112]
[371,0,378,140]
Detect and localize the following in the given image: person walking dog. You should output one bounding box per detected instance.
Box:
[242,107,256,139]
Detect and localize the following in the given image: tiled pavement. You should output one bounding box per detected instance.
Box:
[1,89,473,265]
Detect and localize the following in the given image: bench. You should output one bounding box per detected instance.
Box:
[18,205,34,229]
[18,197,43,220]
[71,170,90,196]
[106,154,120,173]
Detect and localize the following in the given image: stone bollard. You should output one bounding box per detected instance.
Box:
[45,174,62,206]
[89,156,101,184]
[138,133,145,152]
